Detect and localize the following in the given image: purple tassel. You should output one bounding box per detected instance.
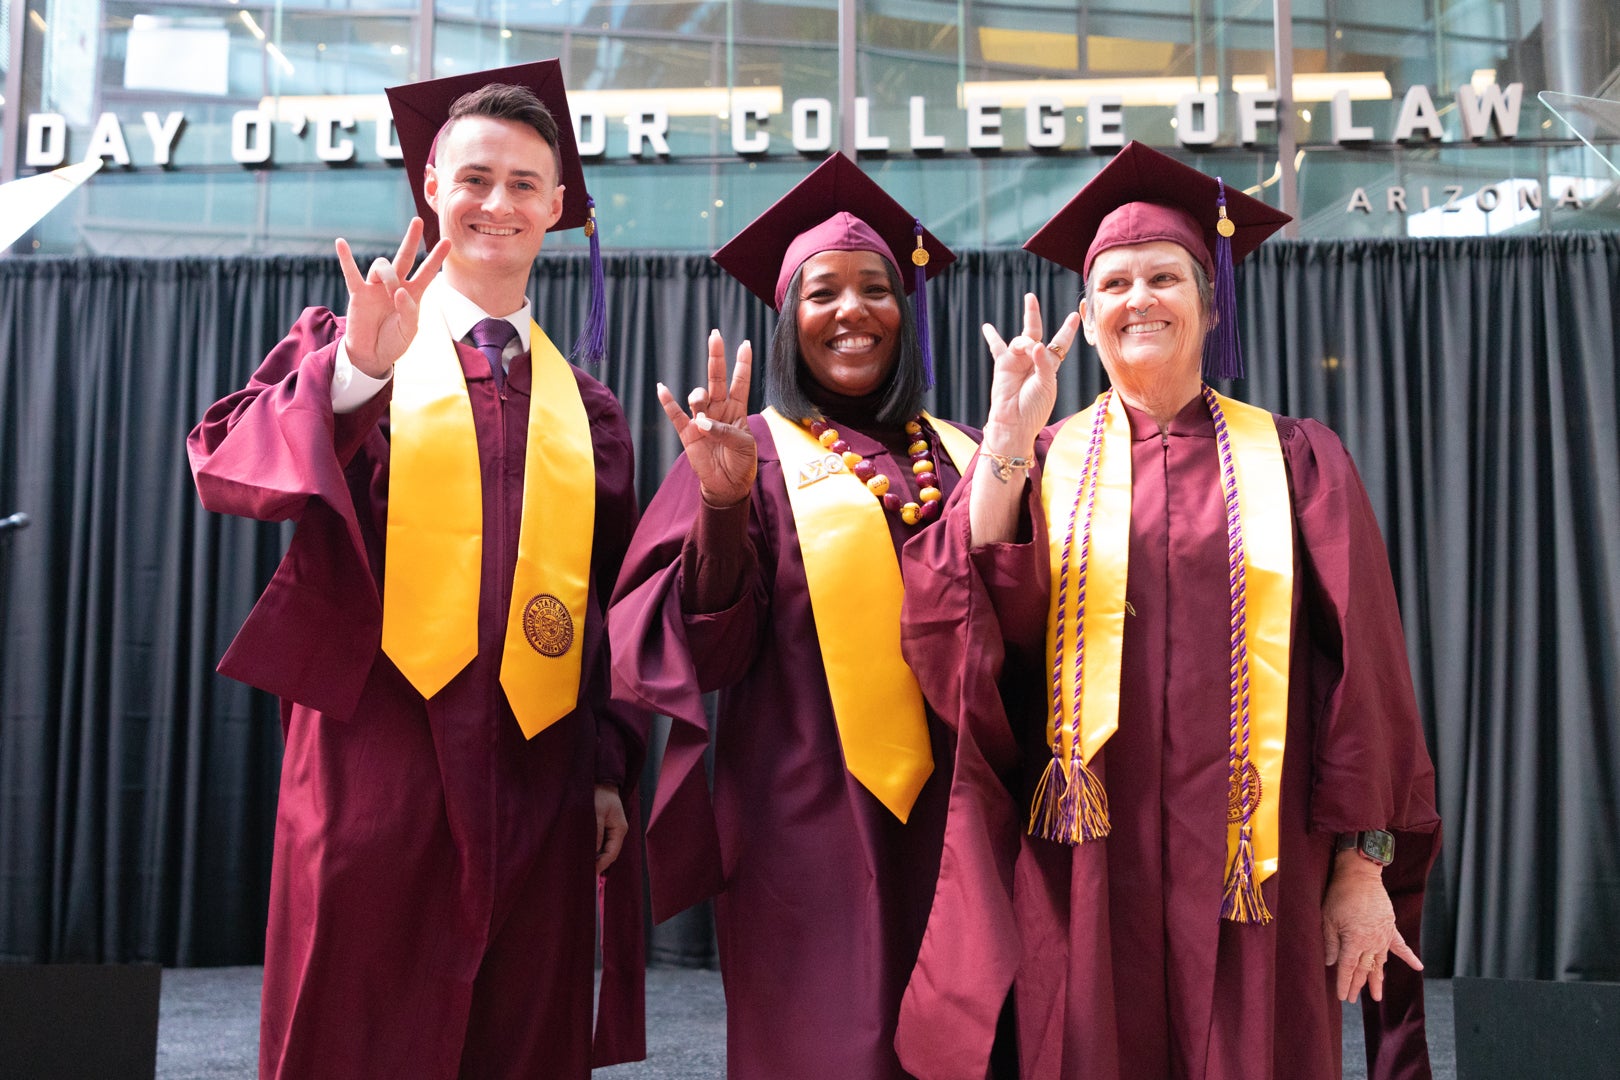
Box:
[912,219,934,389]
[1067,755,1112,842]
[1201,177,1244,382]
[1220,828,1273,924]
[1028,750,1070,842]
[1028,747,1112,845]
[571,196,607,366]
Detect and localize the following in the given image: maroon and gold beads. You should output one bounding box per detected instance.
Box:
[807,416,943,526]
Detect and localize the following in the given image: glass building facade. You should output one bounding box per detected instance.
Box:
[3,0,1616,255]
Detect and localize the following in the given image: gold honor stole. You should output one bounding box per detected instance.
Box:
[381,278,595,738]
[1039,389,1293,892]
[762,407,979,822]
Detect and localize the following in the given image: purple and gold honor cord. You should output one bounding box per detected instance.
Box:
[1205,384,1271,924]
[1034,385,1274,925]
[1031,390,1114,844]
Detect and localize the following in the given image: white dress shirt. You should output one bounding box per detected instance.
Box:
[331,284,532,414]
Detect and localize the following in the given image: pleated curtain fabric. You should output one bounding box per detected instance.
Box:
[0,237,1617,981]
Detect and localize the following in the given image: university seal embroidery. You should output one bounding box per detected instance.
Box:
[1227,761,1263,822]
[522,594,574,658]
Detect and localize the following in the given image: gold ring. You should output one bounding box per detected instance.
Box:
[1049,342,1067,360]
[1360,953,1379,969]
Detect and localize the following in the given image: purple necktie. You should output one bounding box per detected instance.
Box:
[469,317,518,393]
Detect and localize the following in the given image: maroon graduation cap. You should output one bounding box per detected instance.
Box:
[385,60,607,362]
[713,152,955,381]
[386,59,591,248]
[715,153,954,309]
[1024,141,1292,380]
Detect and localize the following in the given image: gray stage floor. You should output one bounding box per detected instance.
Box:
[157,967,1454,1079]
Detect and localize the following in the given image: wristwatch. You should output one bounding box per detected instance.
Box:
[1334,829,1395,866]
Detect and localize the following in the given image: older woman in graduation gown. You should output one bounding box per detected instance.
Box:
[893,143,1441,1080]
[610,153,980,1079]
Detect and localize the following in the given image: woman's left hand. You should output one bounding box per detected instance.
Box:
[969,294,1079,547]
[1321,850,1422,1002]
[981,293,1079,457]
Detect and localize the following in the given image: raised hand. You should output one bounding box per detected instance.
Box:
[969,293,1079,546]
[981,292,1079,458]
[336,217,451,377]
[658,330,757,508]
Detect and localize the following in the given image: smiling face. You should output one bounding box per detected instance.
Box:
[1081,239,1210,392]
[792,249,904,399]
[424,114,564,308]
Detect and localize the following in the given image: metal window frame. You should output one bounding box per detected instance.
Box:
[15,0,1555,238]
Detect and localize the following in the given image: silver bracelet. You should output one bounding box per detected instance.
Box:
[983,450,1033,483]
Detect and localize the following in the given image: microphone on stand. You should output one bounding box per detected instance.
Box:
[0,512,29,533]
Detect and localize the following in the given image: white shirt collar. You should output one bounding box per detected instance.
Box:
[437,281,531,358]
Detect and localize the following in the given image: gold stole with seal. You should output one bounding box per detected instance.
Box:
[381,277,595,738]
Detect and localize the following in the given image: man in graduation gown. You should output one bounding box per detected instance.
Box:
[187,62,644,1079]
[893,144,1440,1080]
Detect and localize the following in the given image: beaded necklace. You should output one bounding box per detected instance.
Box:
[803,416,944,525]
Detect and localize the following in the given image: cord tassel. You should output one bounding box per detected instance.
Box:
[1028,750,1071,842]
[1029,748,1111,845]
[1064,754,1112,843]
[1220,827,1273,924]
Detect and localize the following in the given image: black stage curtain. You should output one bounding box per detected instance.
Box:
[1,236,1615,981]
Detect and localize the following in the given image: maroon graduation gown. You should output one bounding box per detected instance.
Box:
[895,397,1440,1080]
[610,408,974,1080]
[187,307,646,1080]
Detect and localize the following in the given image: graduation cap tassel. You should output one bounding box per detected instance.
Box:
[1201,177,1245,383]
[911,220,934,389]
[572,196,607,366]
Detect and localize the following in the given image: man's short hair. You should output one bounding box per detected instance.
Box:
[444,83,560,154]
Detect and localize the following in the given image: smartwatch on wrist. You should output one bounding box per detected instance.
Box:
[1335,829,1395,867]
